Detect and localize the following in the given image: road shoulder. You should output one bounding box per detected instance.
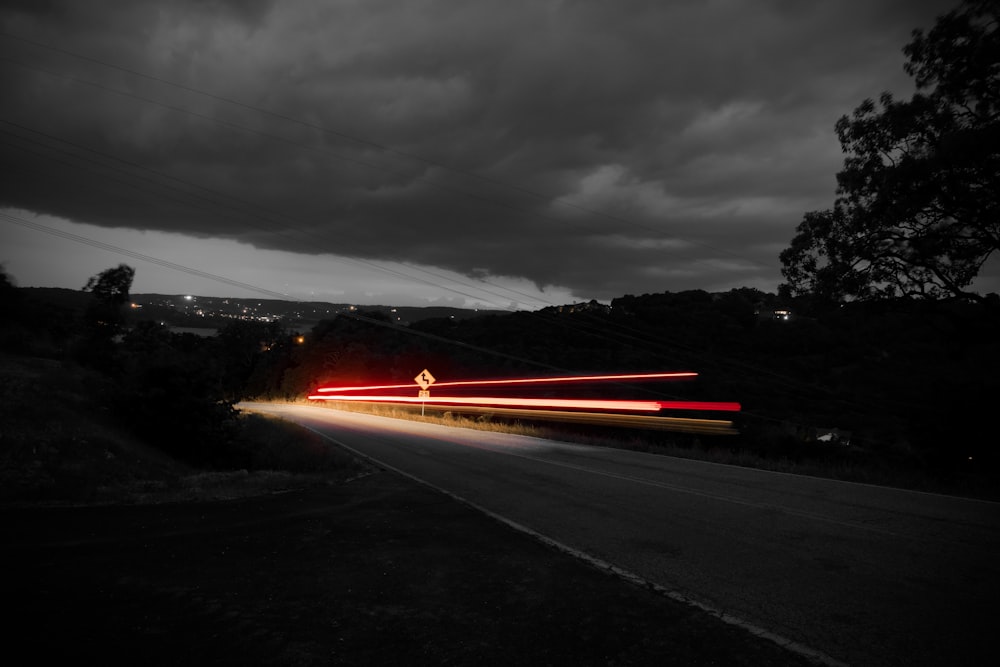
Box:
[3,470,812,665]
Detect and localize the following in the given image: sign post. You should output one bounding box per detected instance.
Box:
[414,369,436,416]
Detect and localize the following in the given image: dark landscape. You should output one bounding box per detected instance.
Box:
[2,260,999,664]
[2,1,999,664]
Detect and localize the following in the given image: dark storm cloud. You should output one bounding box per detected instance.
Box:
[0,0,958,300]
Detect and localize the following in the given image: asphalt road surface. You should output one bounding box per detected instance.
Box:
[242,402,1000,666]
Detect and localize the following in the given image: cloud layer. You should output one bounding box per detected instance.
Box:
[0,0,959,303]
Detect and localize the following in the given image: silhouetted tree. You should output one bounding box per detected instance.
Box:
[781,0,998,303]
[82,263,135,336]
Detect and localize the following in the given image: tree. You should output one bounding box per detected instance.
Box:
[83,263,135,304]
[82,263,135,338]
[781,0,999,303]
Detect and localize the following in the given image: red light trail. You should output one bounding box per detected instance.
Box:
[308,370,740,432]
[657,401,741,412]
[314,371,699,394]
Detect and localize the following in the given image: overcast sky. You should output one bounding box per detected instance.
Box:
[2,0,982,310]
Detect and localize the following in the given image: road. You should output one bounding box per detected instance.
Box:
[242,402,1000,666]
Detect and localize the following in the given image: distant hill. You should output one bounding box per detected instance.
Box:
[18,287,506,331]
[129,293,507,330]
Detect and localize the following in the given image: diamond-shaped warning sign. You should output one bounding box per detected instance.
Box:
[414,369,436,389]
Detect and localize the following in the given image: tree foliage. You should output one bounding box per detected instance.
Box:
[82,263,135,337]
[781,0,999,303]
[83,263,135,306]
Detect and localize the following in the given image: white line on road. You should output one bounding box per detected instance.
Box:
[299,421,850,667]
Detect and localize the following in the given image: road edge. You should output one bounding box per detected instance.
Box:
[297,421,849,667]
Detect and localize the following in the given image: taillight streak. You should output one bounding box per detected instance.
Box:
[314,371,698,394]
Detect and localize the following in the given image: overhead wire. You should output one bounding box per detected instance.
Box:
[0,141,842,423]
[0,32,863,418]
[0,123,726,406]
[0,36,778,329]
[2,211,295,299]
[0,115,564,316]
[13,193,867,419]
[0,33,790,337]
[0,119,787,392]
[0,60,590,309]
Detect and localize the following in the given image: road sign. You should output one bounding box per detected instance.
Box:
[414,369,436,389]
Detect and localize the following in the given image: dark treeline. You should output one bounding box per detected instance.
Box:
[3,267,997,484]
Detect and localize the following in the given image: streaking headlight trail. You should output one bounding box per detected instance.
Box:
[310,371,741,435]
[307,394,740,413]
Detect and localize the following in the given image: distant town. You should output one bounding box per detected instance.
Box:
[127,293,505,334]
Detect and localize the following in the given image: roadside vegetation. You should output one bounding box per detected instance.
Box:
[305,399,1000,500]
[0,267,367,506]
[0,351,366,506]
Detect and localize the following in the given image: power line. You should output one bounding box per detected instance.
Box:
[1,211,296,299]
[1,123,838,407]
[0,36,784,314]
[0,33,845,414]
[0,57,616,310]
[0,121,549,310]
[1,211,855,421]
[0,121,752,393]
[0,211,681,395]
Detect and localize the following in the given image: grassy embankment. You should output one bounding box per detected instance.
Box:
[0,354,368,506]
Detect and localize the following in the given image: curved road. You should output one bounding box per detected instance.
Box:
[243,402,1000,666]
